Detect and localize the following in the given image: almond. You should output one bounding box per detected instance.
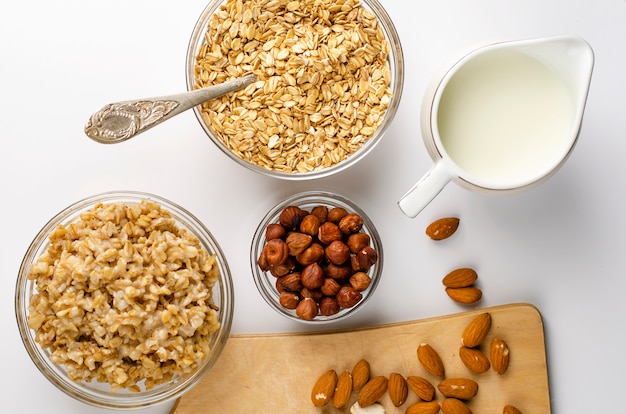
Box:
[406,400,441,414]
[426,217,460,240]
[406,375,436,401]
[388,372,408,407]
[459,346,490,373]
[461,312,492,348]
[357,376,388,407]
[332,370,353,408]
[417,343,445,378]
[442,267,478,288]
[311,369,337,407]
[441,398,473,414]
[491,337,510,375]
[351,359,371,391]
[446,286,483,304]
[437,378,479,400]
[503,404,522,414]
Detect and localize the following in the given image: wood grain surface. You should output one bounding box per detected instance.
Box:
[171,303,549,413]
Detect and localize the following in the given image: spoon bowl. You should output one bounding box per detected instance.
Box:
[85,74,256,144]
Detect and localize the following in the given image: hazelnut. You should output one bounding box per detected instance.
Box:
[347,233,370,253]
[338,213,364,234]
[300,287,323,302]
[325,263,353,281]
[336,286,363,308]
[319,296,340,316]
[278,272,303,292]
[356,246,378,271]
[279,205,307,230]
[275,277,284,293]
[350,272,372,291]
[279,291,300,309]
[265,223,286,241]
[296,243,324,266]
[320,277,341,296]
[311,205,328,223]
[296,297,318,320]
[262,238,289,266]
[325,240,351,265]
[285,232,312,256]
[327,207,348,223]
[301,262,325,290]
[269,257,296,277]
[318,221,342,244]
[257,251,270,271]
[299,214,321,236]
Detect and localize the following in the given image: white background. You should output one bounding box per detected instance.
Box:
[1,1,625,413]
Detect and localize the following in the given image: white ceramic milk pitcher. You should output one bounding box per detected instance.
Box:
[398,36,594,218]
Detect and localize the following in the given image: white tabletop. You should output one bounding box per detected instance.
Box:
[2,1,625,413]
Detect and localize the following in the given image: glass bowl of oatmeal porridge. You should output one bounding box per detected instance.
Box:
[186,0,404,180]
[14,191,234,409]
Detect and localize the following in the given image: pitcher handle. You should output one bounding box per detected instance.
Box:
[398,160,452,218]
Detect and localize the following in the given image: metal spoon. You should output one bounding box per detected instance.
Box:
[85,74,256,144]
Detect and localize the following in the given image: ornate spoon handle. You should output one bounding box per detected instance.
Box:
[85,74,256,144]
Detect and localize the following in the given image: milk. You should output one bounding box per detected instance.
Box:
[398,36,593,218]
[436,49,574,186]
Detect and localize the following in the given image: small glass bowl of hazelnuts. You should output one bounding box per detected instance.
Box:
[251,191,383,323]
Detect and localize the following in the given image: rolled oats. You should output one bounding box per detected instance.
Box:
[194,0,393,173]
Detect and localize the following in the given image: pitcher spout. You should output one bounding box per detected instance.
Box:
[512,36,594,117]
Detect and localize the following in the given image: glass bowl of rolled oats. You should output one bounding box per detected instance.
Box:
[186,0,404,179]
[14,191,234,409]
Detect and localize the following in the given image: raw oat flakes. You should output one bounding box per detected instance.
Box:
[193,0,393,173]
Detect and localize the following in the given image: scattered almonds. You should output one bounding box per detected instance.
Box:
[442,267,483,305]
[358,376,388,407]
[459,346,491,374]
[332,370,354,408]
[437,378,479,400]
[503,404,522,414]
[461,313,492,348]
[490,337,510,375]
[351,358,371,391]
[441,397,473,414]
[388,372,408,407]
[417,343,445,378]
[405,400,441,414]
[311,369,338,407]
[425,217,460,240]
[445,286,483,304]
[442,268,478,288]
[406,375,436,401]
[311,317,514,410]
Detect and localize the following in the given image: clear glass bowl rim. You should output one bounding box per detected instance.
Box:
[250,190,383,324]
[185,0,405,180]
[14,190,234,409]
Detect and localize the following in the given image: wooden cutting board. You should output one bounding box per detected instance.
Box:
[171,303,549,413]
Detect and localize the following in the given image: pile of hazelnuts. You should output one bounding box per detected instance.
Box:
[257,204,379,320]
